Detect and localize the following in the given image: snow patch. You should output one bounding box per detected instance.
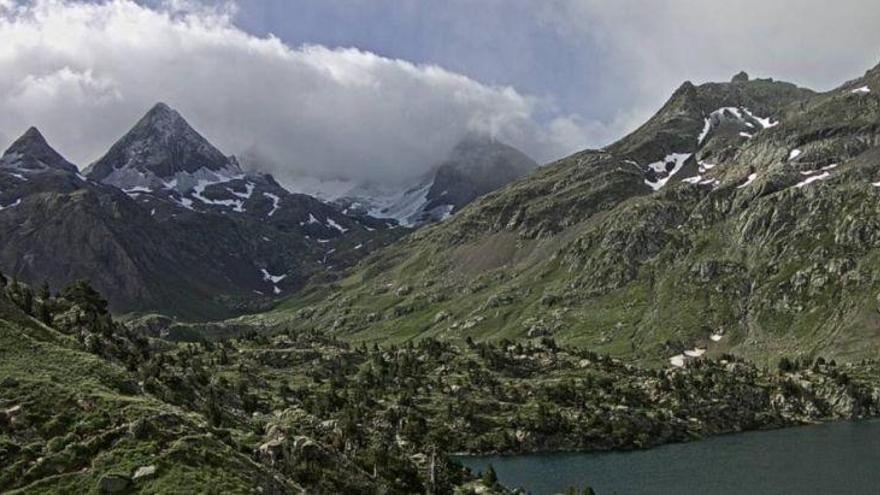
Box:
[697,118,712,144]
[437,204,456,221]
[671,347,708,367]
[102,164,242,196]
[698,107,777,145]
[795,172,831,188]
[228,182,255,199]
[192,179,245,212]
[326,217,349,233]
[174,196,194,210]
[263,192,281,217]
[741,108,779,129]
[0,198,21,210]
[788,149,802,161]
[737,173,758,189]
[852,85,871,94]
[710,334,723,342]
[260,268,287,295]
[800,163,838,176]
[644,153,691,191]
[684,348,706,358]
[373,180,434,227]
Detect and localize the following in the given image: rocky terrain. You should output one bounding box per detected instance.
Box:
[0,104,401,320]
[261,65,880,367]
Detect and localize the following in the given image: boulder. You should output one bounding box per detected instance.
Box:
[132,465,158,483]
[98,474,131,493]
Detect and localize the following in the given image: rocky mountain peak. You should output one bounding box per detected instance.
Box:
[732,71,750,83]
[87,103,241,189]
[139,102,188,135]
[0,126,78,173]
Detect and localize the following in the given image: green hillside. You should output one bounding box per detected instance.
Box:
[253,67,880,367]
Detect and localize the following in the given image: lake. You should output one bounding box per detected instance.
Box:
[457,419,880,494]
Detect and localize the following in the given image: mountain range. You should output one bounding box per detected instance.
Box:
[7,52,880,495]
[253,65,880,366]
[0,104,534,320]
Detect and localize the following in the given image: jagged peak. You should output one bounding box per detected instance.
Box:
[130,102,194,139]
[7,126,49,152]
[674,80,697,94]
[89,102,238,181]
[1,126,78,173]
[732,71,750,83]
[143,101,181,122]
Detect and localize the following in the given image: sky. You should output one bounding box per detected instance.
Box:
[1,0,880,186]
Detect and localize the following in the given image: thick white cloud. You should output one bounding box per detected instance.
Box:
[0,0,592,185]
[5,1,880,188]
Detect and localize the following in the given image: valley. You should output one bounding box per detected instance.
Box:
[4,50,880,494]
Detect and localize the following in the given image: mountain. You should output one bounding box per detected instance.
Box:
[0,106,398,319]
[261,65,880,365]
[87,102,237,186]
[0,126,79,174]
[325,136,538,227]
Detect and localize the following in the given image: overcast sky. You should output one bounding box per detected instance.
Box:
[1,0,879,186]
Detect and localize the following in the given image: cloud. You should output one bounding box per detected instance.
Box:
[0,0,598,186]
[543,0,880,134]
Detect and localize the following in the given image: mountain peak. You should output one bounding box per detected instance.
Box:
[142,101,183,125]
[131,102,195,141]
[150,101,173,113]
[10,126,50,151]
[732,71,750,83]
[88,103,240,184]
[1,126,78,173]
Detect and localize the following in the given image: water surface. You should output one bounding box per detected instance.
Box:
[458,420,880,494]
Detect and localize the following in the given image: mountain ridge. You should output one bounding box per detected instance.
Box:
[254,63,880,367]
[0,107,401,319]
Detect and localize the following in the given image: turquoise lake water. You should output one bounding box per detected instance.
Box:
[457,419,880,494]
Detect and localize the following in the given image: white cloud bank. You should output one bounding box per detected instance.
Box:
[0,0,595,186]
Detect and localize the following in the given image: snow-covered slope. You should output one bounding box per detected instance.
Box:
[298,136,538,228]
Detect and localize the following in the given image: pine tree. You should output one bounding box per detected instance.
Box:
[481,464,498,487]
[37,302,52,325]
[21,288,34,315]
[39,281,50,300]
[61,280,109,315]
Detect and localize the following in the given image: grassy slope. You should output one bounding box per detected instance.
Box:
[248,69,880,367]
[0,297,297,494]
